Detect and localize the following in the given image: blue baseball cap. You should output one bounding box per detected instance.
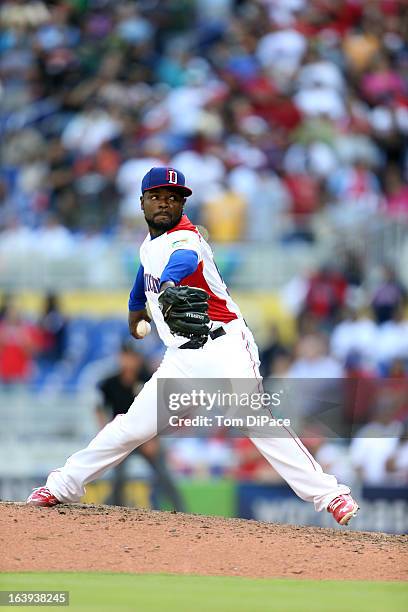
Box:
[141,167,192,197]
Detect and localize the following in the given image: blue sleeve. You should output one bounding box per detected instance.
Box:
[128,264,146,311]
[160,249,199,285]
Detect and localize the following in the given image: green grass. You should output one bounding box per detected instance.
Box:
[0,573,406,612]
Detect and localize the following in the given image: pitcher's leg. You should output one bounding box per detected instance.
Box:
[250,434,350,512]
[217,329,350,512]
[46,374,160,503]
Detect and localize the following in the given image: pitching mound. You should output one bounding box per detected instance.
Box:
[1,502,406,581]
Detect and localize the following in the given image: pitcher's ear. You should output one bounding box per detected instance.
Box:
[140,195,144,211]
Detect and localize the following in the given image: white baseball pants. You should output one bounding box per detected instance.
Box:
[47,319,349,511]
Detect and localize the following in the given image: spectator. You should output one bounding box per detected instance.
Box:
[259,324,288,378]
[343,13,381,74]
[375,305,408,365]
[384,165,408,217]
[283,172,320,241]
[380,358,408,422]
[343,351,377,425]
[37,293,67,363]
[232,438,279,482]
[296,49,345,96]
[256,27,307,84]
[170,149,225,223]
[301,426,354,485]
[371,265,407,325]
[168,437,234,478]
[269,350,293,377]
[46,139,75,222]
[327,159,383,226]
[330,304,377,366]
[35,213,75,259]
[350,395,403,485]
[202,183,247,242]
[0,301,41,385]
[0,0,405,247]
[0,294,12,322]
[303,264,348,328]
[228,167,292,242]
[287,333,343,416]
[385,421,408,485]
[61,104,123,157]
[360,53,405,107]
[341,250,365,288]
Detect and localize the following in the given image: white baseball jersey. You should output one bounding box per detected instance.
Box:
[46,220,351,510]
[140,215,242,348]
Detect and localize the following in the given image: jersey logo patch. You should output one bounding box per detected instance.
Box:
[171,239,188,248]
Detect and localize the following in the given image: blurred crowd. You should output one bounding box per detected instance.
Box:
[1,256,407,488]
[0,293,67,383]
[168,256,408,489]
[1,0,408,248]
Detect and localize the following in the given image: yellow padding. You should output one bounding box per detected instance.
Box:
[4,291,296,345]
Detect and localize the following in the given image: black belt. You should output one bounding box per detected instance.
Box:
[209,326,226,340]
[179,326,225,349]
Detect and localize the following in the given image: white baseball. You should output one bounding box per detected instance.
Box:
[136,320,151,338]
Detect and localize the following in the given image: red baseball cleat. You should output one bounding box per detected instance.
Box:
[327,494,359,525]
[26,487,60,507]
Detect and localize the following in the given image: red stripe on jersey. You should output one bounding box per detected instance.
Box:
[167,214,199,235]
[179,261,238,323]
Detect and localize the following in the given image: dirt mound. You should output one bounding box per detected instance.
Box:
[0,502,406,580]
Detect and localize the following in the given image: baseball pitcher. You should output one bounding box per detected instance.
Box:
[27,167,359,525]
